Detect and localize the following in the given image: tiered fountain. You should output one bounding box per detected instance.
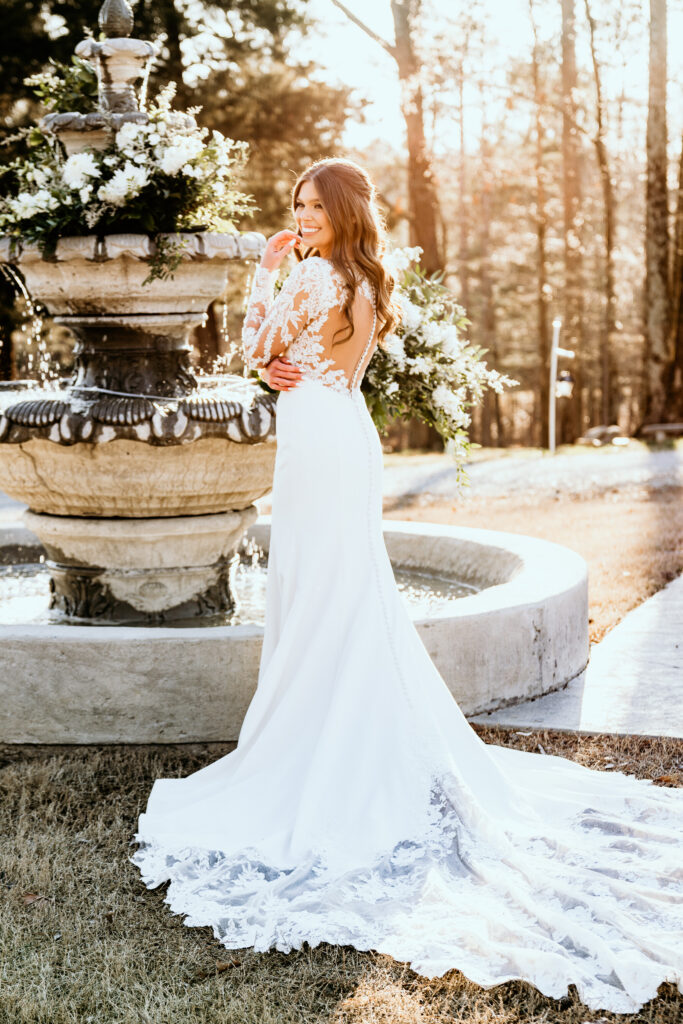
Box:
[0,0,276,625]
[0,0,589,744]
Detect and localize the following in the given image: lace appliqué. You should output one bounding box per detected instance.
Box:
[130,765,683,1014]
[241,258,376,394]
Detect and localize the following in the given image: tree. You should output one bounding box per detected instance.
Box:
[560,0,585,440]
[669,139,683,417]
[529,0,551,447]
[583,0,617,425]
[642,0,671,424]
[331,0,443,274]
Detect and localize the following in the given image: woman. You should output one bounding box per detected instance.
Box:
[131,159,683,1013]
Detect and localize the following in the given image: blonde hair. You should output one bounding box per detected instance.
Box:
[292,158,399,344]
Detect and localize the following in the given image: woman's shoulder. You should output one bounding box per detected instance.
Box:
[283,255,335,288]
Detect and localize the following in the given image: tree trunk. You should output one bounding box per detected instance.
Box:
[561,0,585,441]
[642,0,671,424]
[584,0,618,425]
[477,95,502,447]
[669,135,683,417]
[457,72,470,310]
[529,0,551,447]
[390,0,443,274]
[331,0,444,274]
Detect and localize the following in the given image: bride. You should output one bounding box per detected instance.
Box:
[131,158,683,1014]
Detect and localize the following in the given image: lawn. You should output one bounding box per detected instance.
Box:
[1,734,681,1024]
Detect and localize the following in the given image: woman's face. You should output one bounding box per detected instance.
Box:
[294,180,335,258]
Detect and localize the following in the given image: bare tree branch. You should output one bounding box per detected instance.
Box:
[330,0,396,57]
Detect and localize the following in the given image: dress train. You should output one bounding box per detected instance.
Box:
[131,378,683,1014]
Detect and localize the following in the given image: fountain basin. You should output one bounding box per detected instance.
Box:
[0,434,276,516]
[0,232,265,315]
[0,517,588,743]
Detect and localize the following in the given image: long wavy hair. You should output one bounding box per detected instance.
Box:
[292,158,399,345]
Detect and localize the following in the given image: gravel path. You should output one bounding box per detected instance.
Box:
[382,446,683,500]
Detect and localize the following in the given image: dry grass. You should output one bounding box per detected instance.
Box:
[384,484,683,644]
[1,737,682,1024]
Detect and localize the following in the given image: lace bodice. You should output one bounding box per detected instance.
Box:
[241,257,377,394]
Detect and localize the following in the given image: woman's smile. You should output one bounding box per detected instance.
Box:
[294,180,335,256]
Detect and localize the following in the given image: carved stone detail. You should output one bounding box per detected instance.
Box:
[0,231,265,265]
[0,389,276,446]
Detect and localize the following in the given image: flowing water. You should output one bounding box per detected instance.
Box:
[0,554,478,627]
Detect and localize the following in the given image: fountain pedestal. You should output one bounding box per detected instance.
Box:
[23,508,257,622]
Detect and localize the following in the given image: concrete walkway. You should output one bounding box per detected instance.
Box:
[470,573,683,739]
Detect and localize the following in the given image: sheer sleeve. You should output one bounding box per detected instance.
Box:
[241,259,328,372]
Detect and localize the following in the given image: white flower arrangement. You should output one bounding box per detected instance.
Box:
[0,79,253,283]
[362,247,518,473]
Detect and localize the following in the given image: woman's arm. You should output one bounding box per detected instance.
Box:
[242,253,331,374]
[242,261,314,371]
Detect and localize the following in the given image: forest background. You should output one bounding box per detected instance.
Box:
[1,0,683,450]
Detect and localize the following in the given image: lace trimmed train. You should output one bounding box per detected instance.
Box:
[131,376,683,1014]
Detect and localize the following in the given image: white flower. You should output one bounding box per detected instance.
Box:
[386,380,399,395]
[115,122,144,149]
[9,189,59,219]
[62,151,100,190]
[30,166,54,188]
[97,162,149,205]
[439,324,460,358]
[148,132,160,144]
[157,137,204,175]
[384,245,422,275]
[383,332,405,362]
[407,354,432,376]
[433,384,469,427]
[397,294,422,332]
[421,320,443,348]
[79,184,93,204]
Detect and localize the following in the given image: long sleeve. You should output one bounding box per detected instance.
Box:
[241,260,322,372]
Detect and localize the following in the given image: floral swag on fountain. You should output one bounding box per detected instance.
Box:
[0,0,516,626]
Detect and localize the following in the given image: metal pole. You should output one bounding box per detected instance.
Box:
[549,318,561,453]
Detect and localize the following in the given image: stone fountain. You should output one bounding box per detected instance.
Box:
[0,0,590,744]
[0,0,276,624]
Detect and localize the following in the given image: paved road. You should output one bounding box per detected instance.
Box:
[382,446,683,500]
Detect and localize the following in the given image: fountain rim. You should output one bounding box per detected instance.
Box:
[0,516,587,636]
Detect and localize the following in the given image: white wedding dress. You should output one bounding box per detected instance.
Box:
[131,256,683,1014]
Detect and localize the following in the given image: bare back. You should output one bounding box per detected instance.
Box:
[242,257,378,394]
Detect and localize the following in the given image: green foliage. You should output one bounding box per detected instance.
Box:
[24,56,98,114]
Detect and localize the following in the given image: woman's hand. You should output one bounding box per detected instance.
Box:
[260,230,302,272]
[261,356,303,391]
